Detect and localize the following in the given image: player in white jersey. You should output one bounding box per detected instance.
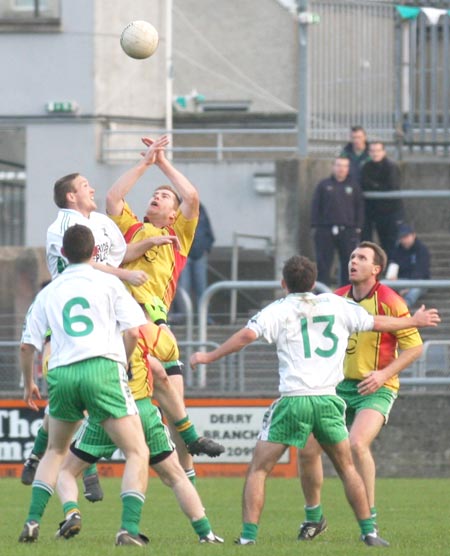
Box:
[46,172,178,283]
[22,172,180,495]
[190,255,439,547]
[19,224,150,546]
[46,209,127,278]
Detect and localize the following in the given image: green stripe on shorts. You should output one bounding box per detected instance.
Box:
[73,397,174,461]
[47,357,137,423]
[258,395,348,448]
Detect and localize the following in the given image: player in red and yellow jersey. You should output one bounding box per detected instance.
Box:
[106,136,197,310]
[296,241,424,541]
[105,135,217,480]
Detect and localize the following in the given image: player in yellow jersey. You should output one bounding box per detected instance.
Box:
[54,320,223,544]
[106,135,223,479]
[296,241,424,541]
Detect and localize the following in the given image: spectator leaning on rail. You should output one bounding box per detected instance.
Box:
[311,157,364,287]
[360,141,404,258]
[386,223,431,310]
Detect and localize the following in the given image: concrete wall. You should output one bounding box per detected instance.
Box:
[276,157,450,260]
[94,0,165,119]
[0,0,95,116]
[25,130,277,248]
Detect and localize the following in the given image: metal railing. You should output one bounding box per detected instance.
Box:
[364,190,450,200]
[101,128,299,162]
[196,280,332,388]
[3,278,450,395]
[230,233,275,324]
[193,278,450,390]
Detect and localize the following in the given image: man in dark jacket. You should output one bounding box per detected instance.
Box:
[360,142,404,258]
[340,125,371,184]
[175,203,215,317]
[387,223,431,309]
[311,157,364,286]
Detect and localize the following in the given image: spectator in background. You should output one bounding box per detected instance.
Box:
[311,157,364,287]
[386,223,431,310]
[360,141,404,258]
[340,125,371,184]
[172,203,215,320]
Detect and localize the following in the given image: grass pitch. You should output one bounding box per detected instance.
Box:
[3,476,449,556]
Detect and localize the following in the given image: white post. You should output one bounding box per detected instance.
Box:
[165,0,173,159]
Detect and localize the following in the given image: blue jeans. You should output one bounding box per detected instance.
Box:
[401,287,425,310]
[174,254,208,315]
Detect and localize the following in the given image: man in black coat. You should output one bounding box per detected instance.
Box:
[360,141,404,258]
[311,157,364,286]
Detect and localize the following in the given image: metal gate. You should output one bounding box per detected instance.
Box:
[0,176,25,246]
[307,0,450,155]
[395,2,450,154]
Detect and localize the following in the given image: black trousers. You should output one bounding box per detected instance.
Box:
[362,207,404,259]
[314,227,361,287]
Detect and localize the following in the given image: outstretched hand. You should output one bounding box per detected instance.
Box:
[140,135,170,166]
[190,351,209,370]
[412,305,440,327]
[141,135,169,166]
[150,235,181,251]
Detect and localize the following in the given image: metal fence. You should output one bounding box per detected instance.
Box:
[308,0,396,144]
[0,179,25,246]
[1,277,450,397]
[308,0,450,152]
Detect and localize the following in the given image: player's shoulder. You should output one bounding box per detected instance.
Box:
[376,284,409,316]
[47,209,84,235]
[334,284,352,297]
[89,211,109,224]
[376,282,404,303]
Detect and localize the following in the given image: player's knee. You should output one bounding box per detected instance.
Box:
[349,435,369,457]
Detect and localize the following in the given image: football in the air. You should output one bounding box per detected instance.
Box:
[120,20,159,60]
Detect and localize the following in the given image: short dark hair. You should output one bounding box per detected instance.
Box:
[154,185,181,208]
[357,241,387,277]
[54,173,79,208]
[351,125,366,134]
[282,255,317,293]
[62,224,95,264]
[369,140,385,150]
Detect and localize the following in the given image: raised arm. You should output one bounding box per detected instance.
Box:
[372,305,440,332]
[106,135,170,216]
[142,137,199,220]
[190,328,257,369]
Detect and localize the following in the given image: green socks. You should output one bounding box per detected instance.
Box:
[32,426,49,458]
[192,516,212,538]
[82,464,98,478]
[241,522,258,542]
[27,481,53,523]
[174,416,198,446]
[305,504,323,523]
[359,516,376,536]
[62,501,80,519]
[185,468,197,485]
[120,491,145,535]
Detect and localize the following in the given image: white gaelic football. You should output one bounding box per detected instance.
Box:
[120,20,159,59]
